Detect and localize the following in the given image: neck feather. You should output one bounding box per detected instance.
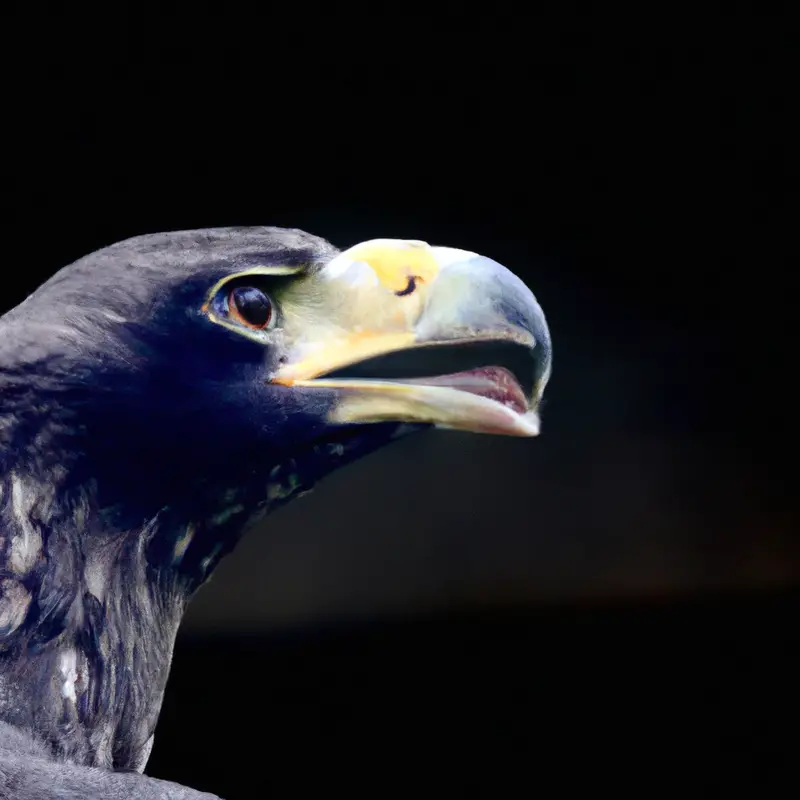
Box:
[0,471,193,769]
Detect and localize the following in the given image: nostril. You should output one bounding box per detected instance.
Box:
[395,276,419,297]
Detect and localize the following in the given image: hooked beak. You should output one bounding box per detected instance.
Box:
[271,239,552,437]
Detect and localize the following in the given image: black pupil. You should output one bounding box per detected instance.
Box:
[231,286,271,327]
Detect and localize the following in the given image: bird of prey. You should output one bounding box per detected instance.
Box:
[0,227,551,799]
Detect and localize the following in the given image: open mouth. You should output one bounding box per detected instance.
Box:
[324,340,535,412]
[287,341,545,437]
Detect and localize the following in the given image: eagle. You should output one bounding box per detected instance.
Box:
[0,228,551,799]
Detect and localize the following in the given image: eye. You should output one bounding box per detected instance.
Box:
[227,286,274,330]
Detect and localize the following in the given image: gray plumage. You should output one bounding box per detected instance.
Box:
[1,228,340,799]
[1,721,219,798]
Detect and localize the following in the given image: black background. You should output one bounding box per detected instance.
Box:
[4,12,794,796]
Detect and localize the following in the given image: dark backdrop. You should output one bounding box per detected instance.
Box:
[4,15,793,795]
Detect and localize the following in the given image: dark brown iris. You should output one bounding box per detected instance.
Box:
[228,286,272,329]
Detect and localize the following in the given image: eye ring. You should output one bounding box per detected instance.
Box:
[227,286,274,330]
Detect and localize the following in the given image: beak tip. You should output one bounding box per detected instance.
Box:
[519,409,541,437]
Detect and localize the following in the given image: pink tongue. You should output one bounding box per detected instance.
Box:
[403,366,528,414]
